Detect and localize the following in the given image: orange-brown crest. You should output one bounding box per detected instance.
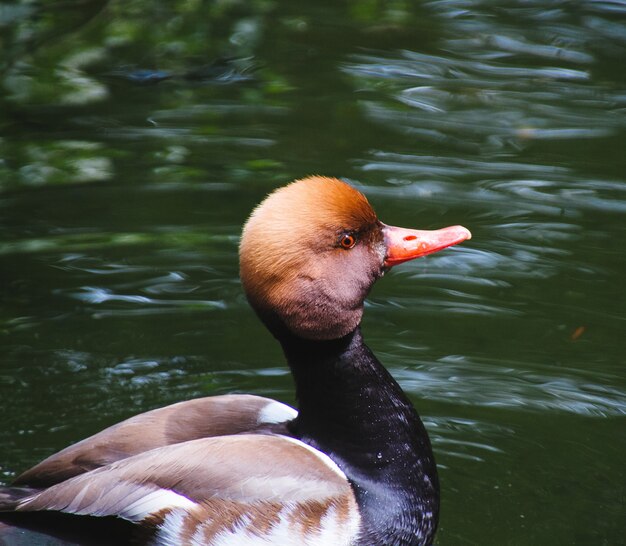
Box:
[243,176,376,243]
[239,176,382,340]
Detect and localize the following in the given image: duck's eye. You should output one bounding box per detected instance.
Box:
[339,233,357,249]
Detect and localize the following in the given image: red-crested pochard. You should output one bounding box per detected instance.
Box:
[0,176,471,545]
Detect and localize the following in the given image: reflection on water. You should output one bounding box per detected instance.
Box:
[1,0,625,544]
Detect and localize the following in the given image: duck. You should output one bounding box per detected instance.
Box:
[0,176,471,546]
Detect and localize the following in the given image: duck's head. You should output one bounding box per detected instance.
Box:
[240,176,471,341]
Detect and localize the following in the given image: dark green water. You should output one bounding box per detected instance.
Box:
[1,1,625,544]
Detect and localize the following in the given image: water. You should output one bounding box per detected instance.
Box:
[1,1,625,544]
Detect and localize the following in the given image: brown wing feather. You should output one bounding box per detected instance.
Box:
[15,395,296,488]
[16,435,351,521]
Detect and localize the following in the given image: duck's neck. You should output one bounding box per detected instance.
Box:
[278,327,440,546]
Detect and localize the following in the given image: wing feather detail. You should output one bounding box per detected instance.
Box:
[15,395,296,488]
[16,435,352,521]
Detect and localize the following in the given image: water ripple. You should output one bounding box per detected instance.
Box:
[426,416,514,463]
[395,356,626,417]
[68,286,226,317]
[343,0,626,153]
[361,154,626,216]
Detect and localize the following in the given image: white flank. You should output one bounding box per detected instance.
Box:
[151,507,188,546]
[207,503,360,546]
[257,400,298,424]
[154,504,361,546]
[318,500,361,543]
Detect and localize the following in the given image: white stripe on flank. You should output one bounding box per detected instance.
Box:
[121,489,196,521]
[257,400,298,424]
